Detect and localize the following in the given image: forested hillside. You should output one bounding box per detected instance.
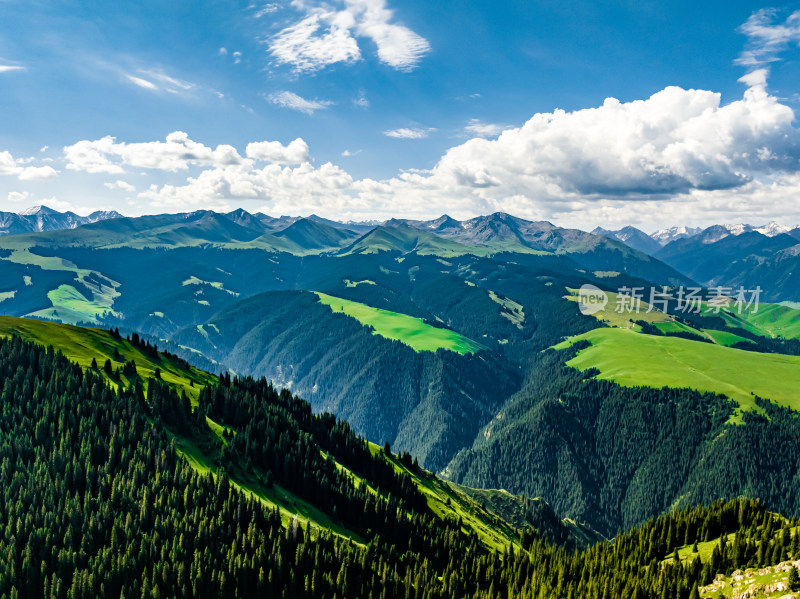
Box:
[2,332,800,598]
[445,347,800,536]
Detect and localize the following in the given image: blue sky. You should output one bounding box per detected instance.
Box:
[1,0,800,230]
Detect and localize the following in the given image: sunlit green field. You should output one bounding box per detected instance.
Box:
[554,327,800,419]
[0,315,214,401]
[710,302,800,339]
[314,292,483,354]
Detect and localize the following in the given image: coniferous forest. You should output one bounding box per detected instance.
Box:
[2,333,800,599]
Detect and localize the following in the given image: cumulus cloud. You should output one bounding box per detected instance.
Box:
[140,161,362,216]
[266,90,333,114]
[0,151,58,180]
[64,132,245,174]
[268,0,429,72]
[383,127,435,139]
[104,180,136,192]
[246,138,310,164]
[412,85,800,199]
[115,79,800,226]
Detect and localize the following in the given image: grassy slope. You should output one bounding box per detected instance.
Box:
[553,328,800,419]
[314,291,484,354]
[0,315,535,551]
[0,315,214,401]
[564,289,673,329]
[1,247,121,324]
[710,302,800,340]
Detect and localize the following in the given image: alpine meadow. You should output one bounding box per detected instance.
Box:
[2,2,800,599]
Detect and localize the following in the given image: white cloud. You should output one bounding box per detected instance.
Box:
[124,70,194,94]
[64,132,245,173]
[7,191,29,203]
[104,180,136,192]
[246,138,310,164]
[126,75,158,90]
[383,127,434,139]
[736,9,800,68]
[269,11,361,72]
[18,166,58,180]
[233,51,242,64]
[219,47,228,55]
[341,149,361,157]
[738,68,769,89]
[267,90,333,114]
[268,0,429,72]
[0,65,24,73]
[353,92,369,108]
[464,119,507,138]
[254,3,280,18]
[0,151,59,180]
[140,161,361,216]
[411,85,800,199]
[127,82,800,224]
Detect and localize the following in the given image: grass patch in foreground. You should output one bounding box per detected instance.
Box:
[314,292,483,354]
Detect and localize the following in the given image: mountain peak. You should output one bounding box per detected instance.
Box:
[18,205,59,216]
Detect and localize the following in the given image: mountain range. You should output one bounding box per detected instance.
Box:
[0,204,123,235]
[3,205,800,536]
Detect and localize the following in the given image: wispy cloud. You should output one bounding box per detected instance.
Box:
[267,90,333,114]
[736,9,800,68]
[7,191,30,203]
[269,12,362,72]
[383,127,435,139]
[124,69,195,94]
[254,3,280,18]
[126,75,158,90]
[464,119,507,138]
[353,91,369,108]
[0,64,25,73]
[268,0,429,73]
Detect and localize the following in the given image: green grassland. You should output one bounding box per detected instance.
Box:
[707,302,800,340]
[553,328,800,420]
[0,315,215,402]
[314,292,484,354]
[564,288,673,329]
[1,247,121,324]
[702,328,753,347]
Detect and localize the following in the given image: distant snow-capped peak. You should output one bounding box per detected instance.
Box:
[18,205,58,216]
[722,222,794,237]
[650,226,703,245]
